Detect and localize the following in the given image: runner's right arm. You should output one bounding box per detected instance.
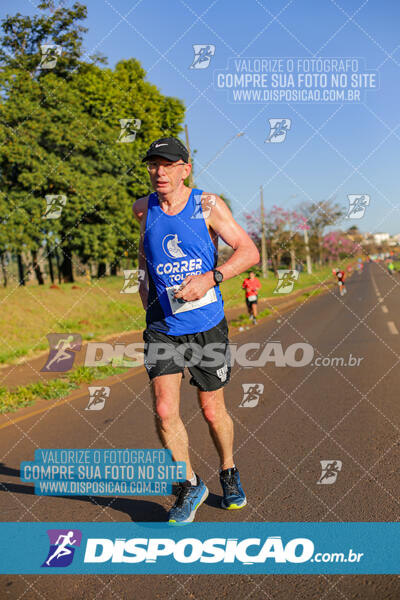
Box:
[132,196,149,310]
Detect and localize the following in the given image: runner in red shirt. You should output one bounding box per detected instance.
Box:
[242,271,261,324]
[334,268,347,296]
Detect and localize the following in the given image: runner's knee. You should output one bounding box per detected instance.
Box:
[154,393,179,423]
[201,398,225,424]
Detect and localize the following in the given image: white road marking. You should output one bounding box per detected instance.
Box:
[381,305,388,313]
[387,321,399,335]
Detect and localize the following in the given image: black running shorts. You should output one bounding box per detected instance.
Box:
[246,297,258,308]
[143,316,231,391]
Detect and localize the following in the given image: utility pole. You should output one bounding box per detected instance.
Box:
[303,227,312,274]
[184,124,194,187]
[260,185,268,278]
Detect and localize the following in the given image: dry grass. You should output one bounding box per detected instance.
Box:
[0,263,349,365]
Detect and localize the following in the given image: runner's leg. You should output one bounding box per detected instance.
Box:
[197,388,234,470]
[151,373,195,480]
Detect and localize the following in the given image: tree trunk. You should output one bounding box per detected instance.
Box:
[303,228,312,274]
[276,249,283,272]
[0,252,7,287]
[60,246,74,283]
[97,262,106,279]
[318,233,323,266]
[47,243,54,283]
[290,248,296,271]
[17,253,25,286]
[54,247,62,284]
[288,224,296,271]
[31,249,45,285]
[110,261,119,276]
[271,250,278,276]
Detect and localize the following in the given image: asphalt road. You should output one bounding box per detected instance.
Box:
[1,262,399,599]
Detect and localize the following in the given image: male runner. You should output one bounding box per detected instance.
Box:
[242,271,261,324]
[132,137,260,524]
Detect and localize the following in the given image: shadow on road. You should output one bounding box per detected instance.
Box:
[0,463,223,521]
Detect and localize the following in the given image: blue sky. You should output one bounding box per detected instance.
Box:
[3,0,400,234]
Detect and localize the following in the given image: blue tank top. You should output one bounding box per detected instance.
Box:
[143,188,225,335]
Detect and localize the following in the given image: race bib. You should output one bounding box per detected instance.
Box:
[247,295,257,301]
[166,285,217,314]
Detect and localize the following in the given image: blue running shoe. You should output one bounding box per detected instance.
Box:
[220,467,247,510]
[168,475,209,524]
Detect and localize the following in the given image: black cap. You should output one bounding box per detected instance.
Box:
[142,137,189,163]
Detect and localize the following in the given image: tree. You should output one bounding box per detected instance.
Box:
[323,231,357,262]
[0,2,185,285]
[298,200,343,265]
[245,205,307,274]
[0,1,103,75]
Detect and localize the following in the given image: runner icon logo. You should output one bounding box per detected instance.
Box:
[117,118,141,143]
[42,529,82,568]
[346,194,370,219]
[41,333,82,372]
[273,270,299,294]
[239,383,264,407]
[43,195,67,219]
[189,45,216,69]
[265,118,291,143]
[39,44,62,69]
[85,386,110,411]
[121,269,146,293]
[317,460,342,485]
[191,193,217,219]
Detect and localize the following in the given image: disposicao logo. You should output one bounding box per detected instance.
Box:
[83,536,314,564]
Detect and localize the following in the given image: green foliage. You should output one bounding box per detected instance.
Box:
[0,2,186,274]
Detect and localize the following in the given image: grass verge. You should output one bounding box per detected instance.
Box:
[0,262,353,365]
[0,364,130,414]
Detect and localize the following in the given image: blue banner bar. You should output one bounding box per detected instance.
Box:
[0,522,398,574]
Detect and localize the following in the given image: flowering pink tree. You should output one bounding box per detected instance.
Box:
[245,205,309,272]
[323,231,356,262]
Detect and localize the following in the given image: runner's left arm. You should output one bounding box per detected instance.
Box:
[175,195,260,302]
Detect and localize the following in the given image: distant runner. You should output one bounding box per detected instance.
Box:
[242,271,261,324]
[334,268,347,296]
[133,137,260,524]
